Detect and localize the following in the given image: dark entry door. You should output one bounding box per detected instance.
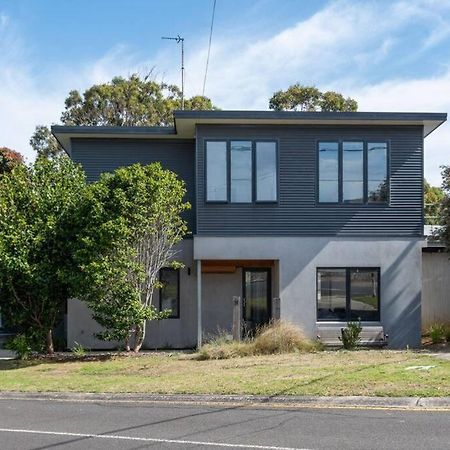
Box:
[243,268,271,335]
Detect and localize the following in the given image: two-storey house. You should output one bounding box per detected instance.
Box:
[53,110,447,349]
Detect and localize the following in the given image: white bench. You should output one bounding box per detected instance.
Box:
[317,325,387,347]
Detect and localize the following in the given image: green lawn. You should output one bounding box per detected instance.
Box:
[0,350,449,397]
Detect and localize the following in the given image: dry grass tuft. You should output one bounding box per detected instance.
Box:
[196,320,320,360]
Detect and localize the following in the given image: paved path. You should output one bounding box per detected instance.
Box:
[0,398,449,449]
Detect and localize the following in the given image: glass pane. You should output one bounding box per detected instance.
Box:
[317,269,347,320]
[350,269,379,321]
[256,142,277,201]
[245,270,269,327]
[318,142,338,203]
[206,141,227,201]
[343,142,363,203]
[231,141,252,203]
[160,269,179,318]
[368,143,388,203]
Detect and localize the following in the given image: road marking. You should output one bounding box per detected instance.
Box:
[0,427,310,450]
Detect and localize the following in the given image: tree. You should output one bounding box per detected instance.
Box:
[438,166,450,250]
[30,74,218,158]
[269,83,358,112]
[0,156,87,353]
[424,179,444,225]
[0,147,24,173]
[74,163,190,351]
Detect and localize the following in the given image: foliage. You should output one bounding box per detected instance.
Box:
[71,341,88,357]
[438,165,450,249]
[340,321,362,350]
[424,179,444,225]
[428,323,447,344]
[73,163,189,351]
[269,83,358,112]
[30,74,218,158]
[0,156,87,354]
[4,334,32,360]
[196,321,320,360]
[0,147,24,173]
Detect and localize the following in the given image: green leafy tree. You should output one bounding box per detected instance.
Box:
[0,156,87,353]
[438,166,450,249]
[269,83,358,112]
[424,179,444,225]
[74,163,190,351]
[0,147,24,173]
[30,74,218,158]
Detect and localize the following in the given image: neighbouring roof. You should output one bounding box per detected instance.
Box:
[52,110,447,154]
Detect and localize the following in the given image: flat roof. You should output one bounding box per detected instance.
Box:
[52,110,447,154]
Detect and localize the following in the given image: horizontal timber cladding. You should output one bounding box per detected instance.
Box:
[196,124,424,237]
[71,138,196,234]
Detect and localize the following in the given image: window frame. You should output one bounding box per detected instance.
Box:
[316,267,381,322]
[159,267,181,319]
[316,140,390,206]
[204,139,279,204]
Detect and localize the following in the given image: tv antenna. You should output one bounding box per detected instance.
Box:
[162,34,185,109]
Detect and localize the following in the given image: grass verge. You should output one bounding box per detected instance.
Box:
[0,350,448,397]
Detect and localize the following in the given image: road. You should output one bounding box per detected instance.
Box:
[0,398,449,449]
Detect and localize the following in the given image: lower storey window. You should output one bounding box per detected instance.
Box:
[159,268,180,318]
[317,268,380,321]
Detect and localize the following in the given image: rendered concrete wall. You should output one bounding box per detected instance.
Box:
[422,251,450,330]
[67,240,198,350]
[194,236,423,348]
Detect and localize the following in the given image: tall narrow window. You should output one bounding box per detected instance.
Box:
[342,141,364,203]
[256,142,277,201]
[318,142,339,203]
[206,141,227,201]
[159,268,180,318]
[231,141,252,203]
[368,142,388,203]
[350,269,379,321]
[317,269,347,321]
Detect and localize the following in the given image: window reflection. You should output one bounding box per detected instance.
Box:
[350,269,379,321]
[256,142,277,201]
[231,141,252,203]
[368,143,388,203]
[319,142,339,202]
[317,269,347,320]
[159,268,180,318]
[206,141,227,201]
[343,142,363,203]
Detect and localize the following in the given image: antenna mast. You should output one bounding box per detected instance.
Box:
[162,34,185,109]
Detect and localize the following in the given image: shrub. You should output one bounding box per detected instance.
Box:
[195,321,319,360]
[71,341,88,357]
[428,323,446,344]
[253,320,318,354]
[340,321,362,350]
[5,334,32,360]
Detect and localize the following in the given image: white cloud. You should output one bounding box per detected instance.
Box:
[0,0,449,184]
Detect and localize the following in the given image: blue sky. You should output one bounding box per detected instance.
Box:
[1,0,450,184]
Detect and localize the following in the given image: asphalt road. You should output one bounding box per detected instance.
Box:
[0,398,449,450]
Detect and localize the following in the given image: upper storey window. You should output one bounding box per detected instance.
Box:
[206,141,227,201]
[318,140,388,204]
[206,140,278,203]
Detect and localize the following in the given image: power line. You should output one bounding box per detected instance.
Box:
[202,0,217,97]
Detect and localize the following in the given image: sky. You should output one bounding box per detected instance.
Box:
[1,0,450,185]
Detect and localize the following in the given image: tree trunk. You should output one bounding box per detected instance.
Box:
[133,322,145,353]
[46,329,54,355]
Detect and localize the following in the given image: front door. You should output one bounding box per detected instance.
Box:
[243,268,271,336]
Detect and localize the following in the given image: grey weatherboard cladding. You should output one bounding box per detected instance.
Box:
[70,138,196,234]
[196,124,424,237]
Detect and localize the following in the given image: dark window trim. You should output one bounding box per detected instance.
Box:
[316,139,390,206]
[205,138,279,204]
[316,267,381,322]
[159,268,180,319]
